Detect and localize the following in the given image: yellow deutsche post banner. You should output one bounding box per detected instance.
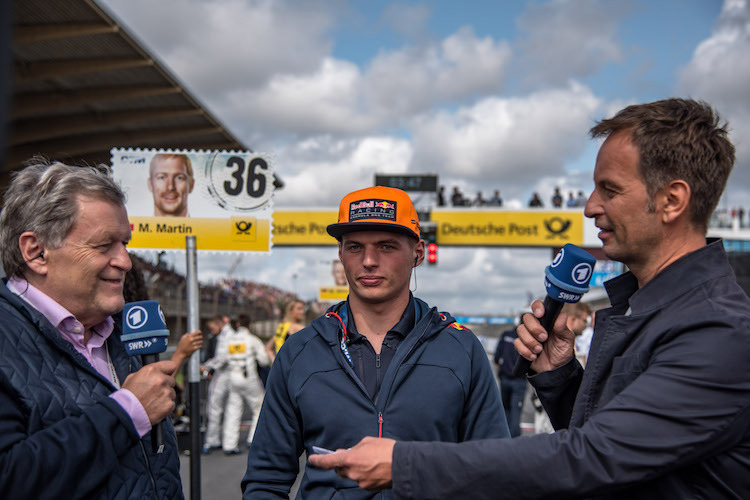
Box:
[273,210,339,246]
[319,285,349,301]
[129,216,271,251]
[431,211,585,246]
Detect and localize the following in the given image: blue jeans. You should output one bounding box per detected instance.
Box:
[500,376,527,437]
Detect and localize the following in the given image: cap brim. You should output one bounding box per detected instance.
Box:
[327,222,419,240]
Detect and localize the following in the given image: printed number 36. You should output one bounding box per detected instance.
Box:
[224,156,268,198]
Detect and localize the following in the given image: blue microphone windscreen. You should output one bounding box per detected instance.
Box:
[544,244,596,303]
[122,300,170,356]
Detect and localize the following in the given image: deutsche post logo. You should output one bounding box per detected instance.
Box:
[544,217,572,239]
[231,216,257,242]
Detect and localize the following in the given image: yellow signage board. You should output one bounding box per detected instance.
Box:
[319,285,349,301]
[129,216,271,251]
[273,210,339,246]
[112,148,274,252]
[431,210,584,246]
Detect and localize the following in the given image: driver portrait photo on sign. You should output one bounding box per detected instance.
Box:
[111,148,274,252]
[147,153,195,217]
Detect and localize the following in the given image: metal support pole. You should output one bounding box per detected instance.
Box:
[186,236,201,500]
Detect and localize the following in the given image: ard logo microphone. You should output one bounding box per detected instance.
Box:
[513,244,596,376]
[122,300,169,356]
[121,300,170,453]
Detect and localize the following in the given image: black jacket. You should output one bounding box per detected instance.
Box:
[0,281,183,499]
[393,240,750,499]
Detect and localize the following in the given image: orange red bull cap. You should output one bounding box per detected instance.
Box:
[327,186,421,240]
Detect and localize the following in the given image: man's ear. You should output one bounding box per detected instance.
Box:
[660,180,691,224]
[18,231,47,275]
[414,239,425,267]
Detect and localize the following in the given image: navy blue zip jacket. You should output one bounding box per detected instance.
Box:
[242,297,508,499]
[0,281,183,499]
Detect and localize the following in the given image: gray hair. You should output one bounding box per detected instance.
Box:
[0,157,127,278]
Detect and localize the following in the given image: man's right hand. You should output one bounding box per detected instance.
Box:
[121,361,177,425]
[514,300,575,373]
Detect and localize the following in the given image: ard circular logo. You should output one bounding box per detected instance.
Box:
[158,305,166,325]
[551,248,565,267]
[571,262,593,285]
[126,306,149,330]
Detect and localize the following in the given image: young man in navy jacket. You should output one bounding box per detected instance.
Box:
[242,186,508,498]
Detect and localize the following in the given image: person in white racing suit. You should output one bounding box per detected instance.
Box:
[201,315,234,454]
[222,313,270,453]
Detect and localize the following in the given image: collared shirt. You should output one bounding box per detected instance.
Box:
[6,276,151,437]
[345,296,416,401]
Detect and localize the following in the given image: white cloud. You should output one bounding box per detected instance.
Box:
[679,0,750,200]
[99,0,336,92]
[409,82,602,199]
[211,27,512,144]
[362,27,512,119]
[225,58,373,141]
[515,0,625,87]
[272,135,413,207]
[380,4,431,41]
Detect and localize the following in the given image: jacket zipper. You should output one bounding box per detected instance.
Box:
[375,309,440,429]
[139,441,159,496]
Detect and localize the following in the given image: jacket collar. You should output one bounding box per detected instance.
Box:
[604,238,731,316]
[312,295,450,347]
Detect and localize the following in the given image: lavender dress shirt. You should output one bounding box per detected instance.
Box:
[7,276,151,437]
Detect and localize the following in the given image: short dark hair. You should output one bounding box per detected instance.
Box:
[238,314,251,328]
[590,98,735,232]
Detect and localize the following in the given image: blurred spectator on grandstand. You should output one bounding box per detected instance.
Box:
[528,192,543,207]
[437,186,446,207]
[474,192,487,207]
[575,190,587,206]
[488,190,503,207]
[551,187,563,208]
[566,191,576,208]
[451,186,466,207]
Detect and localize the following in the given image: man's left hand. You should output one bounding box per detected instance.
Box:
[308,436,395,490]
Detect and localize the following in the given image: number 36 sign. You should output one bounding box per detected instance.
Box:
[111,148,275,252]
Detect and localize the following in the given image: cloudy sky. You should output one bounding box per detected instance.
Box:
[98,0,750,315]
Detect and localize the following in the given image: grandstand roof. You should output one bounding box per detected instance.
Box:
[6,0,282,187]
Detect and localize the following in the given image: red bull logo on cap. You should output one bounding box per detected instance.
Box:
[349,198,397,222]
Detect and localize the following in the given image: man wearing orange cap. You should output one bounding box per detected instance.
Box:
[242,186,508,498]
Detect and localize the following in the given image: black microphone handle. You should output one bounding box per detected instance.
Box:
[141,353,165,454]
[512,295,565,377]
